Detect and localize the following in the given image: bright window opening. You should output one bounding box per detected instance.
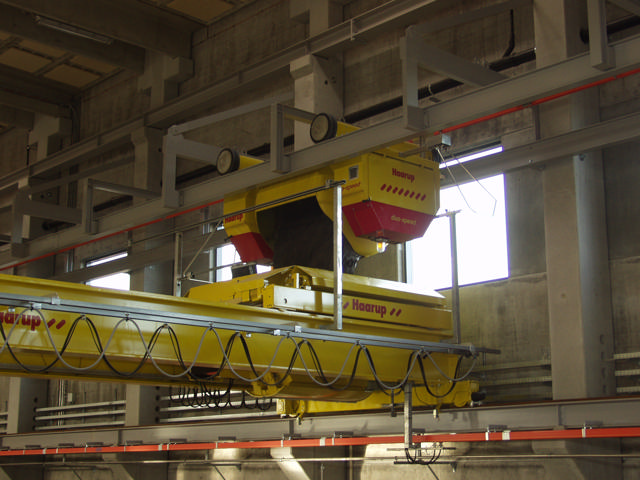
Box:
[215,244,271,282]
[86,251,131,291]
[408,173,508,291]
[440,145,503,169]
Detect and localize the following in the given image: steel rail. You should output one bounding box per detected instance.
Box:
[0,291,497,355]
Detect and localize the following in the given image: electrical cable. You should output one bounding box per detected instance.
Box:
[0,306,477,400]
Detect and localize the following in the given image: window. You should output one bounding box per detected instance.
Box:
[215,244,272,282]
[86,251,131,291]
[408,173,508,291]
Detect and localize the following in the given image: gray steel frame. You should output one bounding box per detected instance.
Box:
[2,396,640,450]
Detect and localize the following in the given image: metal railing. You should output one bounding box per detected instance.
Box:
[34,400,125,431]
[0,411,7,434]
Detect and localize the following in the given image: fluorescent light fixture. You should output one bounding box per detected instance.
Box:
[35,16,113,45]
[440,145,503,169]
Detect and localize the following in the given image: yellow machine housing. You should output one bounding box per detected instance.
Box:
[223,127,440,264]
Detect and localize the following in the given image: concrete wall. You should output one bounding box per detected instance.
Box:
[1,0,640,478]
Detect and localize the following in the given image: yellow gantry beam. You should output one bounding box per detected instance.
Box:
[0,270,484,408]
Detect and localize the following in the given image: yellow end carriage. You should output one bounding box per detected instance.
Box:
[0,115,494,417]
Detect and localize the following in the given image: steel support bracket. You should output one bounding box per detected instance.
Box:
[404,382,414,448]
[161,134,183,209]
[587,0,615,70]
[270,103,290,173]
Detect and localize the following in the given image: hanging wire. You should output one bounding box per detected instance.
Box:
[438,146,498,216]
[0,306,478,400]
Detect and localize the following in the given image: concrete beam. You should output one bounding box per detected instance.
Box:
[0,3,145,72]
[608,0,640,16]
[0,0,199,58]
[0,105,34,130]
[0,90,70,118]
[0,64,76,111]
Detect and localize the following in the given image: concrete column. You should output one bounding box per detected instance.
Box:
[27,114,71,162]
[290,55,343,150]
[290,0,343,37]
[289,2,343,150]
[124,384,160,426]
[356,244,405,282]
[132,127,163,197]
[534,0,615,401]
[138,52,193,109]
[6,377,47,434]
[129,125,174,295]
[534,2,619,477]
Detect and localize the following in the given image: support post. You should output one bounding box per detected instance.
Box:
[448,210,461,344]
[174,232,183,297]
[333,182,343,330]
[587,0,614,70]
[6,377,47,434]
[270,103,290,173]
[404,382,413,449]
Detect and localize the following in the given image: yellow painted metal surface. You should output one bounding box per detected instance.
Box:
[189,266,452,342]
[277,380,479,416]
[0,269,476,409]
[223,127,440,258]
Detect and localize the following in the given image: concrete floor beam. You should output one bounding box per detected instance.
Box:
[0,3,144,73]
[0,0,199,58]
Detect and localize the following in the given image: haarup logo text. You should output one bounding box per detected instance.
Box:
[391,168,415,183]
[0,311,66,331]
[342,300,403,319]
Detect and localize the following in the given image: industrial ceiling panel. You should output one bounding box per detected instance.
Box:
[72,55,118,74]
[0,48,50,73]
[44,64,100,88]
[19,39,66,59]
[167,0,233,22]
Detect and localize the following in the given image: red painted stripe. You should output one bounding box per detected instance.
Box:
[4,426,640,457]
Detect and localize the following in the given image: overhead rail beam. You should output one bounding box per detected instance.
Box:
[4,397,640,450]
[440,109,640,187]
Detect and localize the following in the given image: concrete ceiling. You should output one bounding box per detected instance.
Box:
[0,0,252,132]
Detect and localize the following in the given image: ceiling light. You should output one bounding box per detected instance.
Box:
[35,16,113,45]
